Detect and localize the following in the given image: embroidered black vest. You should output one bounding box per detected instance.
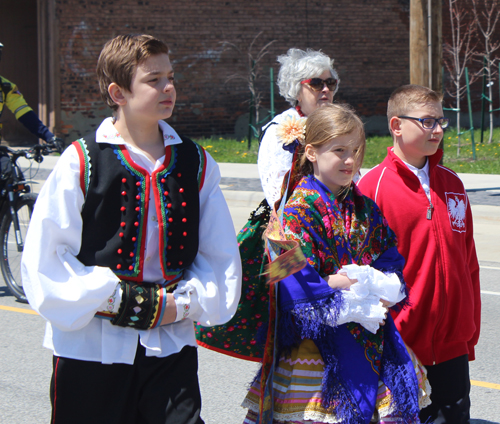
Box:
[74,133,207,285]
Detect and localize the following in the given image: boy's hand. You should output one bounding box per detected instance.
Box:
[327,273,357,290]
[160,293,177,326]
[111,282,178,329]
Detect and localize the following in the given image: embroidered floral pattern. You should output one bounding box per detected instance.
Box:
[347,323,384,374]
[102,131,124,141]
[182,304,190,320]
[194,200,270,361]
[283,176,397,278]
[106,289,118,313]
[282,175,396,378]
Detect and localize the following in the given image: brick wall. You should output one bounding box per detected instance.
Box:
[56,0,413,140]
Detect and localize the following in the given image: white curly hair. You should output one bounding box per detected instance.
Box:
[277,48,339,106]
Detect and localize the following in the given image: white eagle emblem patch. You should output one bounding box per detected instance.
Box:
[445,192,467,233]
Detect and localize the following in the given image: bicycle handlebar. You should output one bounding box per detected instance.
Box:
[0,140,63,164]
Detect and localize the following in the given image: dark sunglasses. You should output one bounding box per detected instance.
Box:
[301,77,338,92]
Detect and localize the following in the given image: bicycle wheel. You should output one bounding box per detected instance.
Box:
[0,193,37,303]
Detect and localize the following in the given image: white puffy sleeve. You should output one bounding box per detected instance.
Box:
[171,151,242,326]
[21,146,120,332]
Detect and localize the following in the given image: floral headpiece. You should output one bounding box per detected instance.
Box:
[276,115,307,153]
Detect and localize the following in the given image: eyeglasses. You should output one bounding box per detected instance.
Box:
[301,77,338,92]
[398,116,450,130]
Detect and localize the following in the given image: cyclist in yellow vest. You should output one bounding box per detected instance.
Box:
[0,42,62,147]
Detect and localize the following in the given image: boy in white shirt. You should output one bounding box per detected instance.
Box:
[22,34,241,424]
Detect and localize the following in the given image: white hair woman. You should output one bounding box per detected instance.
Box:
[259,48,339,206]
[194,49,340,366]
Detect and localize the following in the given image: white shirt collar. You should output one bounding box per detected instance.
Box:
[403,158,431,199]
[95,117,183,147]
[403,157,429,177]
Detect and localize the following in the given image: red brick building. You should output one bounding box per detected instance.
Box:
[0,0,497,144]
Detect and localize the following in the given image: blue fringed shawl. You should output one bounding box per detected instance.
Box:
[275,176,420,423]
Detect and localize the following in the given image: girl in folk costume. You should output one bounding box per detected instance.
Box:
[242,104,431,424]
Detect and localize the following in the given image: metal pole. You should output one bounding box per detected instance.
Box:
[480,56,487,144]
[465,68,477,160]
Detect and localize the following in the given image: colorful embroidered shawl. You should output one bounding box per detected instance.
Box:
[257,175,420,424]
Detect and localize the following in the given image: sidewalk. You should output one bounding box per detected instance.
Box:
[218,163,500,264]
[22,157,500,192]
[218,163,500,190]
[17,157,500,263]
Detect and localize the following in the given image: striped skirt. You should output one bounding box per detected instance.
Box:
[241,339,431,423]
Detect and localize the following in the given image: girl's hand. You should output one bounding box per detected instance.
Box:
[327,273,357,290]
[380,299,390,326]
[380,299,392,308]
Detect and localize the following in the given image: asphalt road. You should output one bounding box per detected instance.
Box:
[1,264,499,423]
[0,159,499,423]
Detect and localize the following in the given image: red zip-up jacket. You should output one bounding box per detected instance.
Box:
[358,147,481,366]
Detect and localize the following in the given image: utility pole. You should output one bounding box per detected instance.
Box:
[410,0,443,94]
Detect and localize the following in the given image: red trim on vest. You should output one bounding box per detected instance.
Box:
[164,144,172,166]
[118,145,151,282]
[52,357,60,423]
[95,311,115,319]
[199,147,207,191]
[152,145,180,280]
[73,141,87,197]
[149,145,171,178]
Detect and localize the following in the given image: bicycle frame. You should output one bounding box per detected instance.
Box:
[0,142,61,303]
[2,157,29,252]
[0,144,53,254]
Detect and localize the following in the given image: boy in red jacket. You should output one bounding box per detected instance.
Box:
[358,84,480,424]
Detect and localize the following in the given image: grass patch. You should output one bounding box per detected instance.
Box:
[196,128,500,174]
[441,127,500,174]
[195,137,259,164]
[363,136,393,169]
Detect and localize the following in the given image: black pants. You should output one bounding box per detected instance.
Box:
[419,354,471,424]
[50,344,205,424]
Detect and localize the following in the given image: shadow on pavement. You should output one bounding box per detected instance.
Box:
[0,285,13,298]
[467,190,500,206]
